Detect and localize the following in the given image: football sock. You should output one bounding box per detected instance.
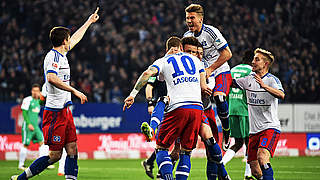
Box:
[261,163,274,180]
[156,149,173,180]
[18,156,52,179]
[58,149,67,174]
[215,98,229,130]
[146,151,156,164]
[206,160,218,180]
[150,101,166,131]
[244,157,252,177]
[175,151,191,180]
[39,144,49,157]
[221,149,236,165]
[65,155,78,180]
[205,137,228,177]
[19,146,27,168]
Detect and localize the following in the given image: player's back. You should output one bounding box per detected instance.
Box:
[152,52,204,112]
[229,64,252,115]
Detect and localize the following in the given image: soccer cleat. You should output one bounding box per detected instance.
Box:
[57,172,65,176]
[47,164,55,169]
[141,160,154,179]
[219,174,232,180]
[141,122,154,142]
[18,165,27,171]
[244,176,254,180]
[222,128,230,151]
[10,175,18,180]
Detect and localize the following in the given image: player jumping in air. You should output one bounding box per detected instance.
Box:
[184,4,233,151]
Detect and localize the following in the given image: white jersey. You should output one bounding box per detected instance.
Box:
[235,73,284,134]
[184,24,230,77]
[43,49,72,110]
[152,52,205,112]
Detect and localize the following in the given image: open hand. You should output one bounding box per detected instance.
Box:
[123,96,134,111]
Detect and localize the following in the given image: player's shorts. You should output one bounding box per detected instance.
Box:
[42,107,77,151]
[213,72,232,96]
[230,115,250,138]
[21,124,44,146]
[204,108,219,142]
[247,128,281,162]
[156,105,203,150]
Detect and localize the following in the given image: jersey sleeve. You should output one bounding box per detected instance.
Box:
[209,26,228,51]
[234,76,247,90]
[45,52,61,75]
[270,75,284,92]
[21,96,32,110]
[151,58,164,76]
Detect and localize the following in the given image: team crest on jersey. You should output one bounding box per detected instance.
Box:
[53,135,61,142]
[52,62,58,69]
[201,41,207,46]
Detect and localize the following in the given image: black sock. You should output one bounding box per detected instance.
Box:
[147,151,156,164]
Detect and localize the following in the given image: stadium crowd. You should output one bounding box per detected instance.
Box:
[1,0,319,103]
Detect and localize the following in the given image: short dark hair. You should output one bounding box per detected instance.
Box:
[181,36,200,48]
[166,36,181,50]
[242,50,254,65]
[32,83,41,89]
[49,26,71,47]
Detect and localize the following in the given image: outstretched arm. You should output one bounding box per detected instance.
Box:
[123,66,158,111]
[69,7,100,50]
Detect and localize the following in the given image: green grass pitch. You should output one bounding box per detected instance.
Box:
[1,156,319,179]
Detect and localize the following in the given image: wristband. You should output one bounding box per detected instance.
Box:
[129,89,139,98]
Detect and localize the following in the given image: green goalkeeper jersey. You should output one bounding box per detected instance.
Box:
[21,96,41,127]
[228,64,252,116]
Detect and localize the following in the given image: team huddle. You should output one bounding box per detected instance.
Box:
[12,3,284,180]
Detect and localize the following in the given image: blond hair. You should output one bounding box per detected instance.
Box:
[254,48,275,66]
[185,4,204,17]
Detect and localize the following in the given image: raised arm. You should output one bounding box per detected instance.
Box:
[123,66,158,111]
[205,46,232,78]
[69,7,100,50]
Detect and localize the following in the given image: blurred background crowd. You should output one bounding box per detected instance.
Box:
[1,0,319,103]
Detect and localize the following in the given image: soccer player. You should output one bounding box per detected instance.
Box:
[141,68,167,179]
[184,4,233,151]
[221,50,254,179]
[233,48,285,180]
[124,36,212,180]
[11,7,99,180]
[18,84,53,170]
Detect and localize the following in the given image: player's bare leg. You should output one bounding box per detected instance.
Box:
[249,160,262,179]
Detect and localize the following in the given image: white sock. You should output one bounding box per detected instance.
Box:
[39,144,49,157]
[244,155,252,177]
[221,149,236,165]
[19,146,28,167]
[58,149,67,174]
